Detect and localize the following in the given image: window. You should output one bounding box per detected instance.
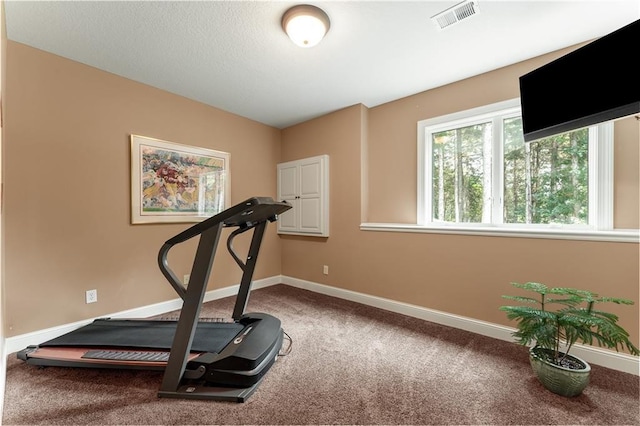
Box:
[418,99,613,231]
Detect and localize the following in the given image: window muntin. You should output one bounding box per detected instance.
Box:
[418,99,612,230]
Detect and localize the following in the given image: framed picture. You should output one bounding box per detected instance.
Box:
[130,135,230,224]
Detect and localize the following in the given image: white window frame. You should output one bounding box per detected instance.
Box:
[417,98,613,232]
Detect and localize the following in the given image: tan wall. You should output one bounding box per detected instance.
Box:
[281,104,366,286]
[281,47,640,350]
[4,39,639,354]
[3,42,283,337]
[368,48,640,226]
[614,116,640,228]
[1,0,6,356]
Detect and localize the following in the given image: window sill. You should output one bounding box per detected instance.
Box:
[359,223,639,243]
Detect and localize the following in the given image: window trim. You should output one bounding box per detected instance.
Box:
[417,98,614,231]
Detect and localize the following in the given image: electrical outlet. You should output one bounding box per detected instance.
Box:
[323,265,329,275]
[85,289,98,304]
[183,274,190,286]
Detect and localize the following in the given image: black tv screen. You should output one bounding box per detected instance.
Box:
[519,19,640,142]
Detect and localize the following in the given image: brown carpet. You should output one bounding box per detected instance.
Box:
[3,284,639,425]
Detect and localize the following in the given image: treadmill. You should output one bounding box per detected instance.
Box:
[17,196,292,402]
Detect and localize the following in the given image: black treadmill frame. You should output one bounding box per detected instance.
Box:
[18,197,292,403]
[158,196,291,401]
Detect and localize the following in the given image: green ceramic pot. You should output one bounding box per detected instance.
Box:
[529,346,591,397]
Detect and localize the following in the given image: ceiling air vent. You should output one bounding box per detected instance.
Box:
[431,0,479,30]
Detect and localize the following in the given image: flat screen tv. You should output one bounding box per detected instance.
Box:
[519,19,639,142]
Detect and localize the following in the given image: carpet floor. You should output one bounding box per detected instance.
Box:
[3,284,639,425]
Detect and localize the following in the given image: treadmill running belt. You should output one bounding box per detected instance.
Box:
[40,319,245,354]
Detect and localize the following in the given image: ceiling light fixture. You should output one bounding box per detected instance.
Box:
[282,4,330,48]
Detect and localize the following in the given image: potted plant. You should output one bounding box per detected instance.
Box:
[500,282,639,397]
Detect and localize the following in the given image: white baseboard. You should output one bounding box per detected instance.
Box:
[4,276,280,355]
[281,276,640,376]
[5,275,638,376]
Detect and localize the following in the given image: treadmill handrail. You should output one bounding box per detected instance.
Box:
[158,242,187,299]
[164,197,291,246]
[158,197,290,299]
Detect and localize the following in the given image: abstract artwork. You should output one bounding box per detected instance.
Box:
[130,135,230,224]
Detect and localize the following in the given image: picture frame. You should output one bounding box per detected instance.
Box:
[130,134,230,224]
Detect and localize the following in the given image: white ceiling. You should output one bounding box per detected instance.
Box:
[4,1,639,129]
